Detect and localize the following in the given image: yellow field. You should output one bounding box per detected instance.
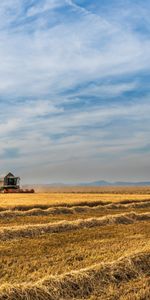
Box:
[0,191,150,208]
[0,191,149,299]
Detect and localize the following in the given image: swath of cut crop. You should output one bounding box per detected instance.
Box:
[0,212,149,241]
[0,200,150,219]
[0,251,149,300]
[0,197,150,213]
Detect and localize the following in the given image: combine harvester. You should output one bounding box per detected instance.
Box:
[0,172,35,193]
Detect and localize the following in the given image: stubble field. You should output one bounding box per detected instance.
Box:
[0,188,149,299]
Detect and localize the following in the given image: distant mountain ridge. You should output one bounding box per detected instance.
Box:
[78,180,150,186]
[23,180,150,188]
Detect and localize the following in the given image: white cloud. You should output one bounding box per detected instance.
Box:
[0,0,150,181]
[0,3,149,99]
[27,0,65,17]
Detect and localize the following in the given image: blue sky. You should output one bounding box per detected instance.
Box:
[0,0,150,183]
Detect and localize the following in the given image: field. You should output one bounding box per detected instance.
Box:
[0,188,149,299]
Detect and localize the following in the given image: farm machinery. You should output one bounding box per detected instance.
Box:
[0,172,35,193]
[1,188,35,193]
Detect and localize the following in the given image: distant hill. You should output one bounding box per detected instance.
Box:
[79,180,150,186]
[23,180,150,189]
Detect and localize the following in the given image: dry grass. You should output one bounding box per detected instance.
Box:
[0,211,149,241]
[0,192,150,209]
[32,185,150,194]
[0,250,149,300]
[0,197,149,227]
[0,199,149,219]
[0,190,149,299]
[0,220,149,284]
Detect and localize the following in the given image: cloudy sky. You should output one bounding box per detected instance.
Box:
[0,0,150,183]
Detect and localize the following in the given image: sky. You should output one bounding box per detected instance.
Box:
[0,0,150,184]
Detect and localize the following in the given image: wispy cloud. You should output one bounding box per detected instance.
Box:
[27,0,65,17]
[0,0,150,182]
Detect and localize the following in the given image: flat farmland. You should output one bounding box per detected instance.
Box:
[0,190,150,208]
[0,190,149,299]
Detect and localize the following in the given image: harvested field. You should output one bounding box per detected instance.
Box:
[0,190,150,299]
[0,212,150,241]
[0,250,150,300]
[0,192,150,209]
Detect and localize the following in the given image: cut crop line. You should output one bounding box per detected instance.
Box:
[0,250,149,299]
[0,212,149,241]
[0,200,149,219]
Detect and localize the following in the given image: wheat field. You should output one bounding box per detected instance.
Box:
[0,189,150,299]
